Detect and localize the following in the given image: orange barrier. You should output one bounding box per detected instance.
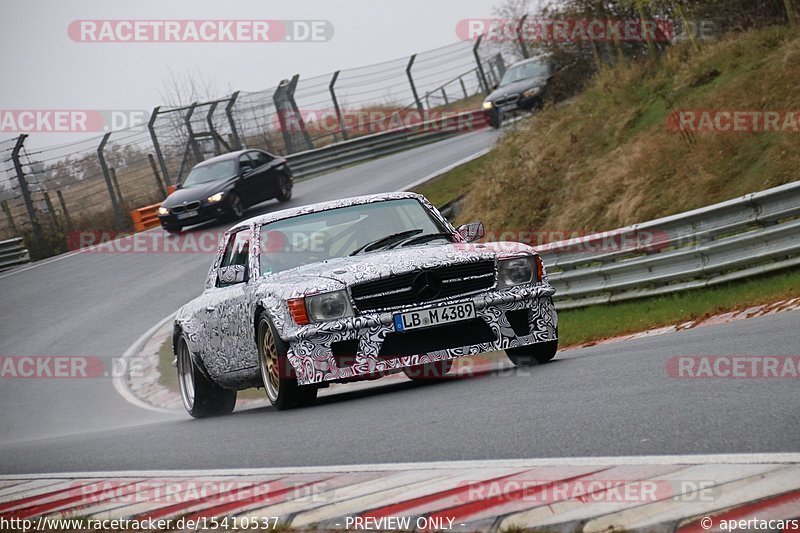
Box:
[166,185,177,195]
[130,203,162,232]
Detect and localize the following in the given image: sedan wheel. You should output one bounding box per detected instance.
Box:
[257,312,317,410]
[276,173,293,203]
[176,335,236,418]
[228,192,244,219]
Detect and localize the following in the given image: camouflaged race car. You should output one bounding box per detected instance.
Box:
[174,192,558,417]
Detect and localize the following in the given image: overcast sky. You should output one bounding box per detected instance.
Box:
[0,0,505,147]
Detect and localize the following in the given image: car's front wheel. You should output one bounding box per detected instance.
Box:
[227,192,244,219]
[505,339,558,366]
[257,312,317,410]
[177,335,237,418]
[162,224,182,235]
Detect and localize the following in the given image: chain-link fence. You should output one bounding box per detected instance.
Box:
[0,39,507,254]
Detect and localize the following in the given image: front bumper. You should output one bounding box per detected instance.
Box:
[157,201,229,228]
[285,284,558,385]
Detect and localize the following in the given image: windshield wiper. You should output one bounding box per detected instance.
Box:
[350,229,423,256]
[387,232,455,249]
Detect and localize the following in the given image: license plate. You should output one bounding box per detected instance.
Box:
[394,302,475,332]
[177,210,198,220]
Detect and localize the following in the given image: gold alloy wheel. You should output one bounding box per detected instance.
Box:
[259,319,281,402]
[178,338,195,411]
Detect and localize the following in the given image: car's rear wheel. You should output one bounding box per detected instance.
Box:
[276,173,293,203]
[506,339,558,366]
[228,192,244,219]
[257,312,317,410]
[177,335,236,418]
[403,359,453,381]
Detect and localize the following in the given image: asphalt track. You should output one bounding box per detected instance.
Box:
[1,127,798,474]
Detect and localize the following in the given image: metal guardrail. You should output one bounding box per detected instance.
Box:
[540,181,800,310]
[0,237,31,272]
[286,110,487,179]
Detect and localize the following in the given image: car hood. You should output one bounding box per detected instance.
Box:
[259,241,534,298]
[162,177,236,207]
[486,78,545,101]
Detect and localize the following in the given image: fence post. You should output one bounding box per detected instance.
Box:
[274,79,297,154]
[42,191,61,232]
[517,14,530,59]
[205,101,227,155]
[225,91,243,150]
[110,167,124,207]
[494,53,507,78]
[11,135,42,242]
[148,154,168,197]
[473,35,490,93]
[184,103,204,163]
[406,54,424,114]
[97,132,124,230]
[288,75,314,151]
[329,70,349,141]
[441,87,449,106]
[56,190,73,232]
[148,107,172,186]
[1,200,17,235]
[459,77,468,99]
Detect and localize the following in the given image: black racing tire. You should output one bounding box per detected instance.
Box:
[227,192,245,220]
[403,359,453,381]
[176,335,237,418]
[162,224,182,234]
[488,109,503,129]
[257,311,318,410]
[506,339,558,367]
[275,173,293,203]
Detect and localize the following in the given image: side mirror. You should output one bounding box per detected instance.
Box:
[217,265,248,286]
[239,166,254,177]
[457,221,485,243]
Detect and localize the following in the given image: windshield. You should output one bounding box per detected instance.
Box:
[259,199,448,275]
[499,61,550,87]
[181,160,237,188]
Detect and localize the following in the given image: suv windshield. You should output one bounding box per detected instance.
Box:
[259,199,449,275]
[182,160,237,188]
[499,61,550,87]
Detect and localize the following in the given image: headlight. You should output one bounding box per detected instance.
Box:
[482,101,494,110]
[306,290,354,322]
[207,192,225,203]
[498,257,535,288]
[157,206,170,216]
[522,87,540,98]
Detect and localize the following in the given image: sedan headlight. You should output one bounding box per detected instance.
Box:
[157,206,170,216]
[306,290,354,322]
[207,192,225,203]
[522,87,540,98]
[498,257,535,288]
[482,101,494,110]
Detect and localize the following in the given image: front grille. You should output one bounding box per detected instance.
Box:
[171,201,201,214]
[379,318,496,358]
[495,94,520,107]
[351,260,495,312]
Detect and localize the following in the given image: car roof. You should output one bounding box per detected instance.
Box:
[228,192,427,233]
[194,149,259,167]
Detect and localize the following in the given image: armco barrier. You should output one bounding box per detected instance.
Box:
[541,180,800,309]
[0,237,30,271]
[286,110,487,179]
[130,204,162,232]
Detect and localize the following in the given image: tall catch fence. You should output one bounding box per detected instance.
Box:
[0,39,506,256]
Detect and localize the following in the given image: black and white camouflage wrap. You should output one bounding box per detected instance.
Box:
[175,192,558,389]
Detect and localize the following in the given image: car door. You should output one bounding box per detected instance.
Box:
[235,152,260,207]
[247,150,275,203]
[207,228,257,372]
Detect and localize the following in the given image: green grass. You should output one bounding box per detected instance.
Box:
[413,152,494,207]
[557,267,800,347]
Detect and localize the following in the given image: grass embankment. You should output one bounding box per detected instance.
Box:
[414,26,800,346]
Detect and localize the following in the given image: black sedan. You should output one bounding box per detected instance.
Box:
[483,57,552,129]
[157,149,293,233]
